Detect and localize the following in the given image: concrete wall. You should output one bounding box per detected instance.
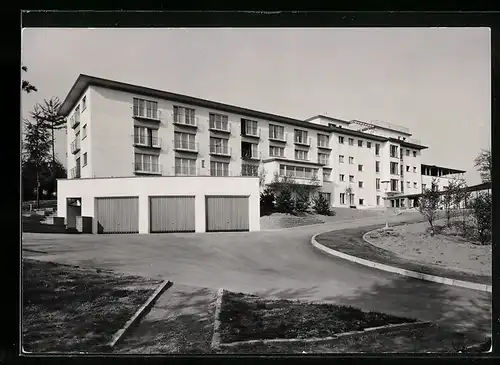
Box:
[57,176,260,233]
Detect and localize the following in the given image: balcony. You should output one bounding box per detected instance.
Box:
[70,167,81,179]
[317,141,332,150]
[133,108,162,122]
[134,162,161,175]
[174,166,198,176]
[294,136,311,147]
[70,139,80,154]
[241,151,261,161]
[173,140,198,153]
[269,132,287,143]
[209,145,231,157]
[241,127,261,139]
[318,156,330,165]
[70,114,80,129]
[209,121,231,133]
[133,135,162,149]
[173,113,198,128]
[209,169,231,177]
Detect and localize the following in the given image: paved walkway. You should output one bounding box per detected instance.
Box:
[22,212,491,336]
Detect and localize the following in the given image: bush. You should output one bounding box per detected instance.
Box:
[313,194,334,216]
[470,192,492,245]
[275,189,295,214]
[294,190,312,213]
[260,188,275,217]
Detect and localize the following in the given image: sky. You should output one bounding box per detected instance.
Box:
[21,28,491,185]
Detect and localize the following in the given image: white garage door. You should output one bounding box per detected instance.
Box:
[150,196,196,233]
[95,197,139,234]
[206,196,249,232]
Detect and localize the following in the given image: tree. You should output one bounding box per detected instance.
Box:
[259,188,275,216]
[418,178,441,235]
[474,149,491,183]
[22,66,37,94]
[442,179,459,227]
[470,191,492,245]
[313,193,334,216]
[30,97,66,165]
[22,117,51,207]
[452,178,471,235]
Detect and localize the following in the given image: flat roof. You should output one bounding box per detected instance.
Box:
[421,164,466,174]
[59,74,428,149]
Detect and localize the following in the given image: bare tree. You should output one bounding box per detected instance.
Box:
[418,178,441,235]
[442,179,459,227]
[452,178,471,235]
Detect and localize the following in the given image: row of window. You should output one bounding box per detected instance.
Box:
[339,193,370,206]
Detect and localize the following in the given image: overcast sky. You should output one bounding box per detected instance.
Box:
[21,28,490,185]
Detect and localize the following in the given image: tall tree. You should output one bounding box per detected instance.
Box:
[418,178,441,235]
[21,66,37,94]
[30,97,66,164]
[474,149,492,183]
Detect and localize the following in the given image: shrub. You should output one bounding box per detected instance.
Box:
[470,192,492,245]
[294,190,311,213]
[313,193,334,216]
[259,188,275,217]
[275,188,295,214]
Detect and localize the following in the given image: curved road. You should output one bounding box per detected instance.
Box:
[23,211,491,336]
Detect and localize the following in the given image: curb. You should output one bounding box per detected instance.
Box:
[218,321,432,348]
[211,288,225,350]
[107,279,173,348]
[311,232,492,293]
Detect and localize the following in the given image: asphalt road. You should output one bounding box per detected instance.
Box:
[22,211,491,337]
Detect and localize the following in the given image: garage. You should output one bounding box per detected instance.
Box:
[206,196,249,232]
[95,197,139,234]
[150,196,196,233]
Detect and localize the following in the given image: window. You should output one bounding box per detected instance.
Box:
[349,193,355,206]
[407,181,411,188]
[367,141,372,148]
[135,126,159,147]
[242,142,259,159]
[348,138,354,146]
[390,145,398,158]
[82,124,87,139]
[339,136,344,144]
[359,198,364,206]
[349,175,354,183]
[242,164,259,176]
[210,137,229,155]
[135,153,159,173]
[269,124,285,140]
[339,174,345,182]
[349,156,354,164]
[358,164,363,172]
[323,170,331,181]
[295,150,308,161]
[375,161,380,173]
[339,155,344,163]
[413,166,417,173]
[390,162,399,175]
[318,134,330,148]
[175,158,196,175]
[358,181,364,188]
[401,181,404,192]
[83,152,87,167]
[376,178,380,190]
[174,106,196,125]
[406,149,410,156]
[269,146,284,157]
[82,96,87,111]
[318,153,329,165]
[209,113,229,131]
[400,165,404,175]
[406,165,410,172]
[242,118,258,136]
[376,196,380,205]
[294,129,309,144]
[358,140,363,147]
[133,98,158,120]
[340,193,346,205]
[413,150,417,157]
[280,165,317,179]
[390,179,398,191]
[320,192,332,204]
[174,132,196,150]
[210,161,229,176]
[414,182,418,188]
[74,105,80,124]
[375,143,380,156]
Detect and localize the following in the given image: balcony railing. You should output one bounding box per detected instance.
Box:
[210,145,231,156]
[269,132,287,142]
[173,140,198,152]
[317,141,331,149]
[294,136,311,146]
[173,113,198,127]
[209,169,231,177]
[133,108,161,122]
[70,139,80,154]
[295,155,310,162]
[134,135,162,148]
[209,121,231,133]
[70,114,80,129]
[242,127,261,138]
[134,162,161,174]
[241,151,261,160]
[318,157,329,165]
[70,167,81,179]
[174,166,198,176]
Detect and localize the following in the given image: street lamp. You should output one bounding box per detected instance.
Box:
[381,180,390,229]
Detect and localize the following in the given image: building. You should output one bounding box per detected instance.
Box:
[58,74,466,220]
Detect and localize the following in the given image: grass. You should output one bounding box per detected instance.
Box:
[22,259,161,353]
[218,291,416,344]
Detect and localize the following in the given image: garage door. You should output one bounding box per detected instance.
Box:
[206,196,249,232]
[95,197,139,234]
[150,196,195,233]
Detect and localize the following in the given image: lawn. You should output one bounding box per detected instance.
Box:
[22,259,161,353]
[218,291,416,344]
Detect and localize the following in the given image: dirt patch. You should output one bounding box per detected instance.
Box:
[22,259,161,353]
[260,213,325,230]
[218,291,415,344]
[366,221,492,277]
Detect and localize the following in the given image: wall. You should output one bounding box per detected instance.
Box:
[421,175,455,192]
[57,176,260,233]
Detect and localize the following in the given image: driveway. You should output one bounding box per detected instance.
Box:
[22,211,491,336]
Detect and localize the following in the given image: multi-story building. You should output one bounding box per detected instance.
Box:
[59,74,465,210]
